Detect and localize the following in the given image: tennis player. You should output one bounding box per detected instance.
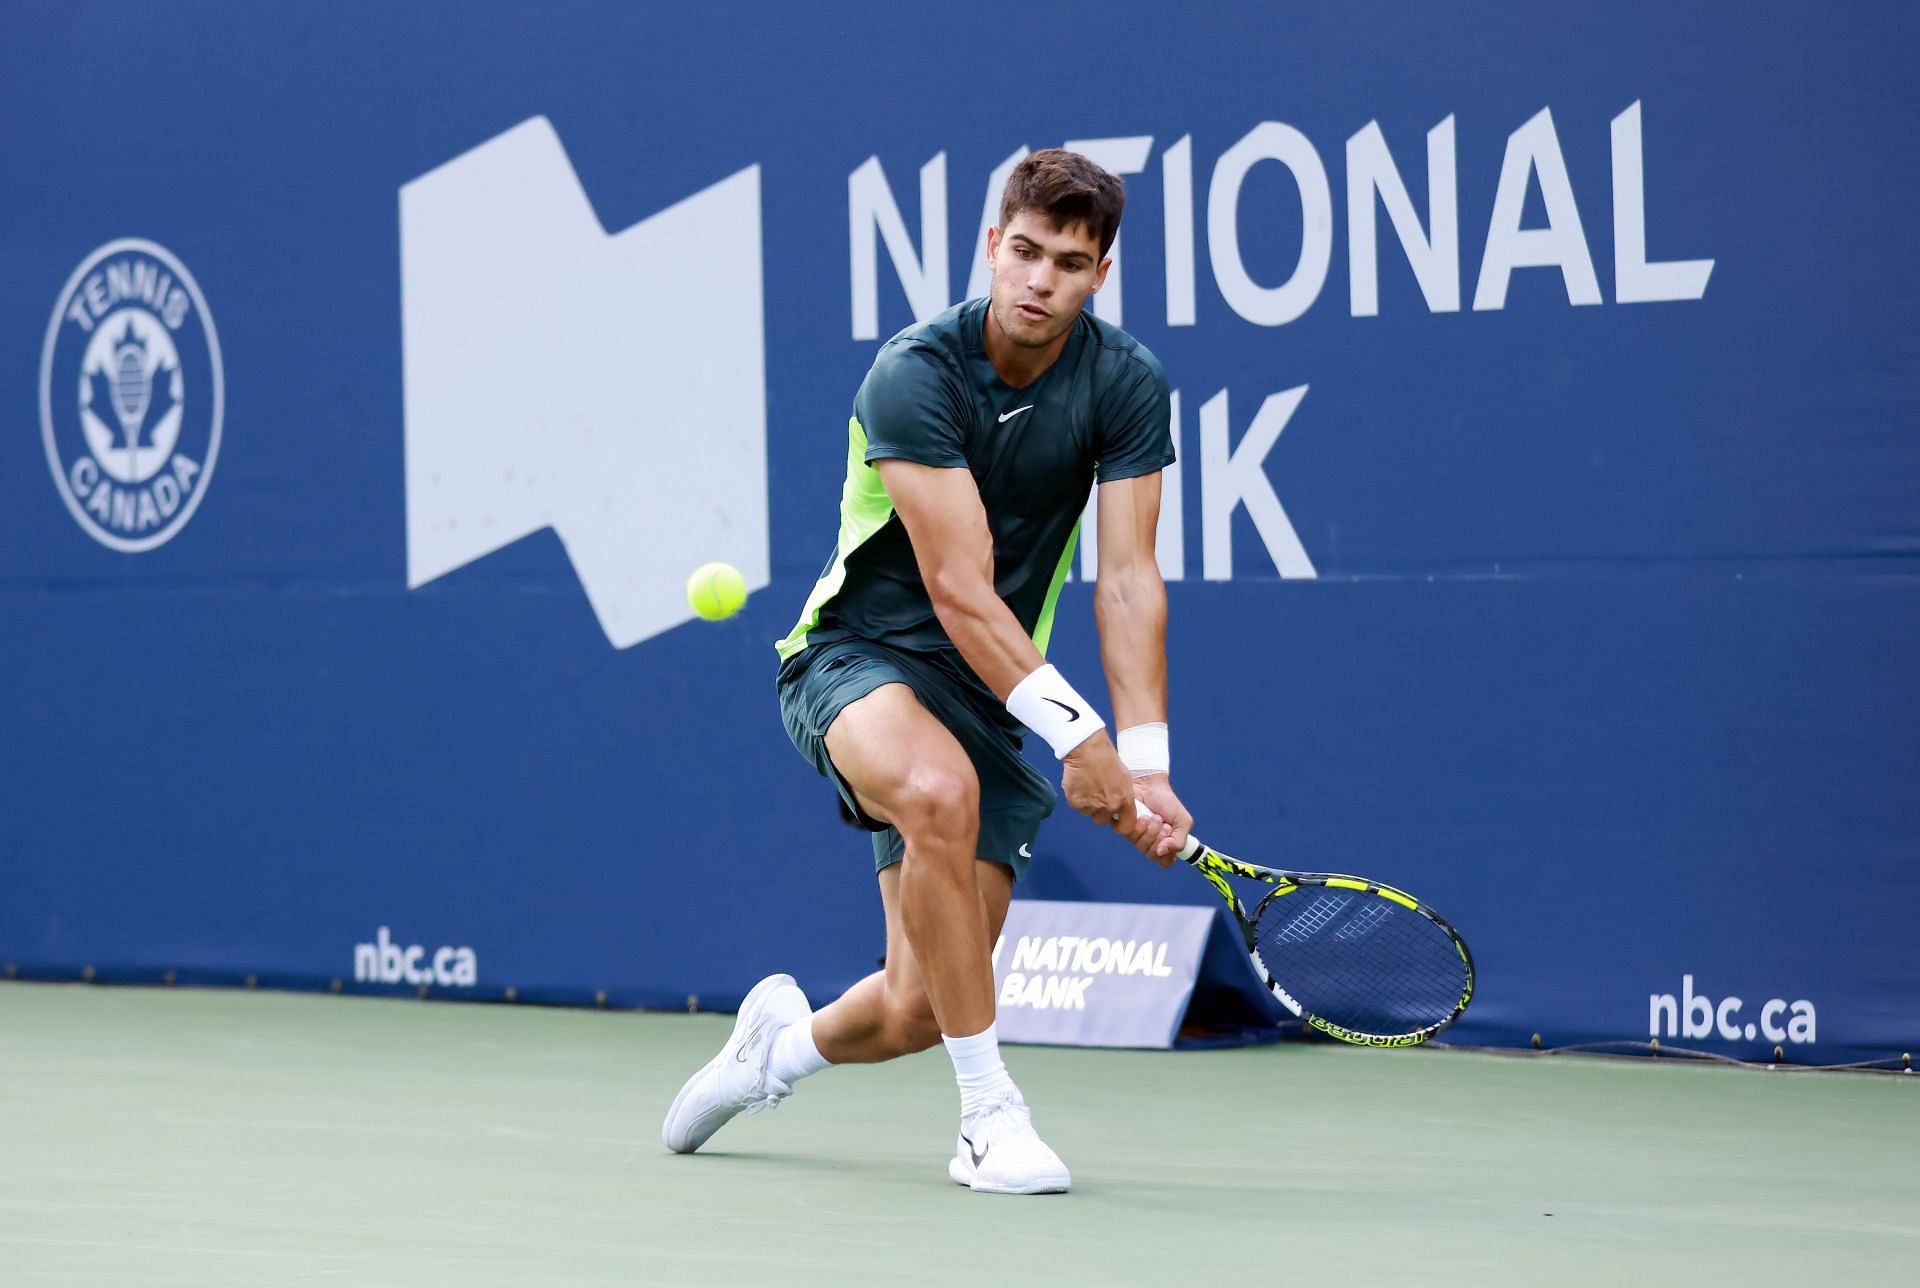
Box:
[663,150,1192,1194]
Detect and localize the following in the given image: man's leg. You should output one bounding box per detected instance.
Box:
[666,676,991,1156]
[810,848,1014,1064]
[671,667,1065,1187]
[777,683,1066,1193]
[809,682,1007,1058]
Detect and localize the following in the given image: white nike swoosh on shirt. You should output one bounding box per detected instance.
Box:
[1019,844,1032,858]
[998,405,1033,423]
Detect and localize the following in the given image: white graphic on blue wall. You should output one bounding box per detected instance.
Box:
[400,117,768,649]
[40,239,225,552]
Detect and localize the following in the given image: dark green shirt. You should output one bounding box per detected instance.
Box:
[777,297,1173,661]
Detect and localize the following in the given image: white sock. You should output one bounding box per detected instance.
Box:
[767,1018,832,1087]
[942,1022,1017,1119]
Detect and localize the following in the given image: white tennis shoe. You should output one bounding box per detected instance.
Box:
[661,972,811,1154]
[948,1096,1071,1195]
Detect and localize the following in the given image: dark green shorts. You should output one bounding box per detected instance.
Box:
[777,637,1054,883]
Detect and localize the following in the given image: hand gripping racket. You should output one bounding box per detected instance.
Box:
[1147,810,1475,1047]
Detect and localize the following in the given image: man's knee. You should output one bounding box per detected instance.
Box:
[892,765,978,841]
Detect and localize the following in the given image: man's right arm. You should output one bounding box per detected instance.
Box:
[870,458,1039,700]
[874,458,1165,848]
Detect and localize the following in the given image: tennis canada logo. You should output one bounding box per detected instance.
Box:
[39,239,225,552]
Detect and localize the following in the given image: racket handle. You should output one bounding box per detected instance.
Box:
[1133,799,1205,862]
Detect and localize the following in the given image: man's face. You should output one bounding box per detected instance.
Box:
[986,211,1111,349]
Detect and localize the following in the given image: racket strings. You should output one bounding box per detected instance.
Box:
[1253,887,1467,1036]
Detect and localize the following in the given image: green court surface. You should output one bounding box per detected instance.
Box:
[0,984,1911,1286]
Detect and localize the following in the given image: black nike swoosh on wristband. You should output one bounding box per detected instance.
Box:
[1040,697,1081,722]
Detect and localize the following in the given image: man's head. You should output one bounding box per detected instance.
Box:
[986,149,1126,350]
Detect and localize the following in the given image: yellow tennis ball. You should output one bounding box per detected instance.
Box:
[686,561,747,621]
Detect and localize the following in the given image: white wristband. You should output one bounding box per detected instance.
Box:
[1006,664,1106,759]
[1117,722,1170,776]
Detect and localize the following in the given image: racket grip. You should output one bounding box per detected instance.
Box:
[1133,799,1204,861]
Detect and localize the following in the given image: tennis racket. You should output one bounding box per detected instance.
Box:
[1159,815,1474,1047]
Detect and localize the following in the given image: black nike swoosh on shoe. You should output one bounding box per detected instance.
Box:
[1040,697,1081,722]
[962,1132,989,1169]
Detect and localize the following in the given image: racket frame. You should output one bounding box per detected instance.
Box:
[1181,839,1475,1048]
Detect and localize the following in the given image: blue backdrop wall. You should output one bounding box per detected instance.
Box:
[4,2,1916,1063]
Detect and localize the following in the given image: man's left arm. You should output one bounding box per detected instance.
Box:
[1094,472,1192,865]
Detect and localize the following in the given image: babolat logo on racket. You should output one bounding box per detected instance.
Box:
[39,239,225,552]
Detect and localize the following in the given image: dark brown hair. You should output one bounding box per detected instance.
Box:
[999,148,1127,257]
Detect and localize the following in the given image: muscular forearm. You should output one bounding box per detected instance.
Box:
[1094,567,1167,728]
[927,570,1047,701]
